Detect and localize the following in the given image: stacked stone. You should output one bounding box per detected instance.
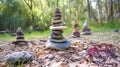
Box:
[71,19,80,37]
[49,7,66,42]
[81,20,91,35]
[46,7,70,50]
[16,27,25,42]
[12,27,27,45]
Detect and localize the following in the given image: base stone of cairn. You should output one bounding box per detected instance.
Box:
[71,18,80,38]
[81,20,91,35]
[12,27,27,45]
[46,40,70,50]
[45,7,70,50]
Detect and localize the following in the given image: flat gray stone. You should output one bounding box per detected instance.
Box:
[6,51,32,65]
[49,36,66,42]
[45,40,71,50]
[51,30,63,35]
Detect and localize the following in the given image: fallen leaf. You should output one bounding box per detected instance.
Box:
[36,51,46,55]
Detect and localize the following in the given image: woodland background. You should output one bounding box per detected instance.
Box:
[0,0,120,32]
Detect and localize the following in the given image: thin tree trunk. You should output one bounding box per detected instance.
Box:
[105,0,109,20]
[24,0,35,27]
[68,0,72,23]
[109,0,113,18]
[57,0,59,7]
[118,0,120,12]
[62,3,65,21]
[97,0,102,23]
[86,0,91,21]
[47,0,50,7]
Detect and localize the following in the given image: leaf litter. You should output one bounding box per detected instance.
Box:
[0,31,120,67]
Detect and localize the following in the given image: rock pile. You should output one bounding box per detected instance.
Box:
[45,7,70,50]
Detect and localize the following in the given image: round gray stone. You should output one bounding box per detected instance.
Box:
[45,40,71,50]
[6,51,32,65]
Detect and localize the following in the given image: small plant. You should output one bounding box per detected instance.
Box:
[8,58,24,67]
[87,43,116,66]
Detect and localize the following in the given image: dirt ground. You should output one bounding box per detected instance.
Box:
[0,31,120,67]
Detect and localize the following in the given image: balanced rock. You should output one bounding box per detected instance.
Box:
[71,18,80,37]
[45,7,70,50]
[81,20,91,35]
[52,30,63,35]
[12,27,27,45]
[46,40,70,50]
[6,51,32,65]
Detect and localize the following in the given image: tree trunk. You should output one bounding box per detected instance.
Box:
[86,0,91,21]
[57,0,59,7]
[68,0,72,23]
[105,0,109,20]
[97,0,102,23]
[24,0,35,27]
[109,0,113,18]
[118,0,120,12]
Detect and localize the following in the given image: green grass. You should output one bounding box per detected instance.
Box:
[0,21,119,39]
[0,34,12,38]
[89,20,120,31]
[0,26,118,39]
[0,25,119,44]
[90,25,117,31]
[25,30,50,40]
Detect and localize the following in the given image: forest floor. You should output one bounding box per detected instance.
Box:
[0,31,120,67]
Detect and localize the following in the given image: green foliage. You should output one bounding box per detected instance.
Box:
[0,0,31,31]
[0,0,119,32]
[90,20,120,31]
[0,33,11,38]
[0,0,88,31]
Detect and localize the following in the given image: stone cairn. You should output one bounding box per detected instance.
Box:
[45,7,70,50]
[12,27,27,45]
[71,18,80,38]
[81,20,91,35]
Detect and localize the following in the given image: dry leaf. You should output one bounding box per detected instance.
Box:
[36,51,46,55]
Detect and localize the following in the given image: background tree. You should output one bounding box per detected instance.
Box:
[86,0,91,21]
[0,0,119,32]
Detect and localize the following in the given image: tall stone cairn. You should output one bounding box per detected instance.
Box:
[45,7,70,50]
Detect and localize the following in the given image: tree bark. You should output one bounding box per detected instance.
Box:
[118,0,120,12]
[86,0,91,21]
[109,0,113,18]
[105,0,109,20]
[24,0,35,26]
[97,0,102,22]
[57,0,59,7]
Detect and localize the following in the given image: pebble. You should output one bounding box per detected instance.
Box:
[78,50,87,56]
[57,51,65,55]
[48,54,55,60]
[0,44,6,52]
